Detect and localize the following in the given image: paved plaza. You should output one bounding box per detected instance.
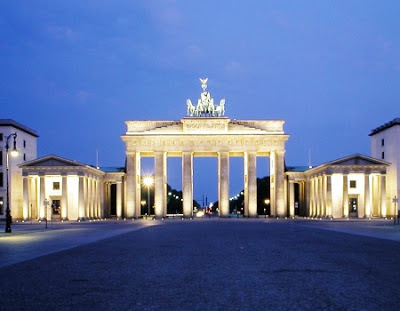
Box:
[0,218,400,310]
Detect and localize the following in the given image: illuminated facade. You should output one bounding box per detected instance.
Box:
[19,155,125,221]
[122,118,289,219]
[286,154,390,218]
[370,118,400,215]
[5,82,397,220]
[0,119,38,220]
[122,79,289,219]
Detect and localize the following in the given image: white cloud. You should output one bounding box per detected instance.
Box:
[46,25,79,41]
[224,61,244,75]
[76,90,92,105]
[184,44,203,60]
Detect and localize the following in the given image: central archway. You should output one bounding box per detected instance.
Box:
[122,117,289,219]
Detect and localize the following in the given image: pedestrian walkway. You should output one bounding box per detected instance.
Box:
[295,218,400,242]
[0,219,159,268]
[1,218,399,269]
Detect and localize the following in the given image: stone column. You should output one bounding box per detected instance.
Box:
[90,178,95,218]
[126,152,141,218]
[126,154,134,218]
[321,176,326,217]
[314,178,318,216]
[78,176,85,220]
[301,181,307,216]
[116,182,122,219]
[305,180,311,217]
[343,175,348,218]
[22,176,29,221]
[289,180,295,217]
[316,177,321,216]
[218,152,230,217]
[243,153,249,217]
[87,178,91,218]
[104,183,109,218]
[94,179,98,218]
[380,175,386,217]
[309,178,314,216]
[326,175,332,217]
[271,151,285,217]
[244,152,257,217]
[84,177,89,218]
[99,180,104,218]
[154,152,167,218]
[31,177,38,220]
[312,178,316,216]
[361,174,370,218]
[61,175,68,220]
[182,152,193,218]
[39,175,45,220]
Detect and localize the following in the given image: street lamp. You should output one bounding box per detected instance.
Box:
[143,176,154,217]
[5,133,18,233]
[264,198,270,218]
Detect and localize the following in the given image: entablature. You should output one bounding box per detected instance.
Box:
[123,134,289,154]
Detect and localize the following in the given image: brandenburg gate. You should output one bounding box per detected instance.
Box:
[122,79,289,218]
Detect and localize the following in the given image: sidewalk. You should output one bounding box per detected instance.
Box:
[0,219,159,268]
[295,218,400,242]
[1,218,399,269]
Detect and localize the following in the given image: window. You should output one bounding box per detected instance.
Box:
[350,180,356,188]
[23,153,26,161]
[0,172,3,187]
[53,182,60,190]
[0,150,2,166]
[0,133,3,141]
[0,197,3,215]
[382,152,385,160]
[381,138,384,146]
[23,140,26,148]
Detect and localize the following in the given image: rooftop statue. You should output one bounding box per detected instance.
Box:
[186,78,226,117]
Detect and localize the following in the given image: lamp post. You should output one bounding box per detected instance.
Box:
[393,196,399,225]
[143,176,154,218]
[5,133,18,233]
[264,198,270,218]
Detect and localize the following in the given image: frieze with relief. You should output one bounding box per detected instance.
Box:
[126,136,287,152]
[182,118,229,132]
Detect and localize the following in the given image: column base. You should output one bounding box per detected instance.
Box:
[181,216,194,220]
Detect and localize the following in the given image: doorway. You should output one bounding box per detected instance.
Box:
[349,197,358,217]
[51,199,61,220]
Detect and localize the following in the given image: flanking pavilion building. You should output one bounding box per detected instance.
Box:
[285,154,390,218]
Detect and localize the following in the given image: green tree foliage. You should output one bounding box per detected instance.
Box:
[214,176,271,216]
[140,183,200,215]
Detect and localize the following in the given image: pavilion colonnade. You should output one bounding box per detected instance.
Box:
[307,173,387,218]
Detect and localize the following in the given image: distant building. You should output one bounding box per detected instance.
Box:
[370,118,400,215]
[0,119,38,220]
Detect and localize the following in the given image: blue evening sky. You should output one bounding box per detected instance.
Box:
[2,1,399,202]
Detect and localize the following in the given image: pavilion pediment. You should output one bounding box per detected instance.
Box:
[329,154,389,167]
[124,118,285,135]
[20,155,82,168]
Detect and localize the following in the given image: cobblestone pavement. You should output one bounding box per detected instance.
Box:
[0,218,399,310]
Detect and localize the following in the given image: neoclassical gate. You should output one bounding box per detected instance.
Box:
[121,80,289,218]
